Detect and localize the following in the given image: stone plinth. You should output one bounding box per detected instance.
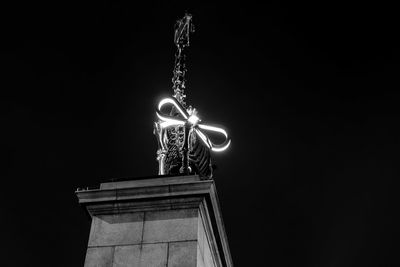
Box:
[76,175,233,267]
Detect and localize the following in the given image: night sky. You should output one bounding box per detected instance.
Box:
[2,1,400,266]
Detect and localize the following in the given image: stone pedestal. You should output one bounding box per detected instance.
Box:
[76,175,233,267]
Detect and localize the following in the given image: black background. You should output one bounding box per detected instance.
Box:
[2,1,400,266]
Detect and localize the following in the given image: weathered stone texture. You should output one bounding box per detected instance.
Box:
[203,237,216,267]
[168,241,197,267]
[197,214,216,267]
[140,243,168,267]
[143,209,198,243]
[112,245,140,267]
[77,175,233,267]
[197,244,206,267]
[85,247,114,267]
[88,213,144,247]
[111,243,169,267]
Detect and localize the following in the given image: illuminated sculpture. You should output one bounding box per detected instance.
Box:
[154,14,230,179]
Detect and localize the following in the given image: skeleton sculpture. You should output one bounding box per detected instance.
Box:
[154,14,230,179]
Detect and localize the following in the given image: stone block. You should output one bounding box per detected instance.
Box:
[112,243,168,267]
[113,245,140,267]
[89,212,144,247]
[140,243,168,267]
[197,244,206,267]
[85,247,114,267]
[77,175,233,267]
[198,213,217,267]
[203,236,216,267]
[167,241,197,267]
[197,215,206,258]
[100,175,200,190]
[142,209,198,243]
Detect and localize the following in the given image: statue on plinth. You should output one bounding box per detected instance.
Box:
[154,13,230,179]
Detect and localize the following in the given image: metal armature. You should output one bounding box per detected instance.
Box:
[154,13,230,179]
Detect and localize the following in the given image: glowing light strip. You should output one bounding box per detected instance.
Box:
[198,124,230,152]
[211,139,231,152]
[156,97,231,152]
[194,128,212,149]
[158,98,188,119]
[156,112,185,128]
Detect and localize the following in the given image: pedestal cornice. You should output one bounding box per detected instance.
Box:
[76,175,233,267]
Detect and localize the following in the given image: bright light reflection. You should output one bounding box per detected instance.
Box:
[156,112,185,128]
[158,98,188,119]
[188,114,200,125]
[156,97,231,152]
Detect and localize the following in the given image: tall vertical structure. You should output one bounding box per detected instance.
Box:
[76,14,233,267]
[153,13,230,179]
